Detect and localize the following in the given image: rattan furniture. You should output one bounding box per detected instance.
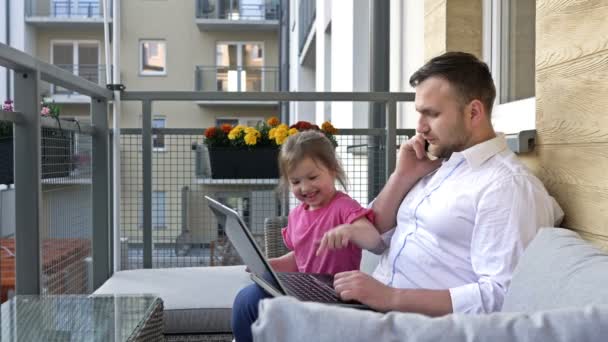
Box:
[0,295,163,341]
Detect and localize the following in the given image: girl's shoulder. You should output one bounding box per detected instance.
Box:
[330,191,364,209]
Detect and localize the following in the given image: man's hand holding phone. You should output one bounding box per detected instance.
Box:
[395,135,442,180]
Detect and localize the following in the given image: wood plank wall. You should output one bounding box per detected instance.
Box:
[533,0,608,250]
[424,0,482,60]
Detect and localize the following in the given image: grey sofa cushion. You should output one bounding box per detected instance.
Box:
[502,227,608,312]
[93,266,252,334]
[252,296,608,342]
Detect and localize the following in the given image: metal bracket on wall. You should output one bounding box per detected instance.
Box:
[506,130,536,154]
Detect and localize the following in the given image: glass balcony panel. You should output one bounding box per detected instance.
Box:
[195,66,278,92]
[196,0,279,20]
[27,0,106,18]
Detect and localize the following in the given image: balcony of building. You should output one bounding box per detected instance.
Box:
[195,0,279,31]
[25,0,111,29]
[46,64,107,103]
[194,65,279,106]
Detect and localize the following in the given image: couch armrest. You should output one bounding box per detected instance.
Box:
[263,216,289,258]
[252,297,608,342]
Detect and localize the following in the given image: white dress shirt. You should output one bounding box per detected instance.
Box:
[372,134,564,314]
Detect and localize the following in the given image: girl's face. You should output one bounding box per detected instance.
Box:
[288,157,337,210]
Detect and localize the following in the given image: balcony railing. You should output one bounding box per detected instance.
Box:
[196,0,280,20]
[298,0,316,54]
[194,66,279,92]
[1,41,534,302]
[26,0,108,19]
[51,64,107,96]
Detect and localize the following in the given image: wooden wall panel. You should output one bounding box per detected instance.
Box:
[536,0,608,248]
[424,0,482,60]
[446,0,482,58]
[425,0,447,59]
[537,0,608,70]
[536,50,608,145]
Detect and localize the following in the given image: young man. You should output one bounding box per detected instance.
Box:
[330,51,563,315]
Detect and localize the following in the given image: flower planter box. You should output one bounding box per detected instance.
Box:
[0,128,74,185]
[0,137,14,185]
[207,146,279,179]
[41,128,74,179]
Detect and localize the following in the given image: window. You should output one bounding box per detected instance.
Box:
[483,0,535,133]
[153,117,166,150]
[139,191,166,229]
[216,42,265,91]
[140,40,167,75]
[51,41,100,94]
[216,117,264,127]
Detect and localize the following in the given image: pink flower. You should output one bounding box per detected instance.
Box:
[40,107,50,116]
[2,100,13,112]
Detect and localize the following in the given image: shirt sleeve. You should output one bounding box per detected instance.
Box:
[281,215,295,251]
[449,175,561,314]
[340,196,375,225]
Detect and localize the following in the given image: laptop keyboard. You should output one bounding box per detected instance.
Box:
[276,273,341,303]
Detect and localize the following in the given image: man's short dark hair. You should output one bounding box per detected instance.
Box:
[409,51,496,117]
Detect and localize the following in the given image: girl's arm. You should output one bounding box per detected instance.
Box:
[316,217,384,255]
[268,251,298,272]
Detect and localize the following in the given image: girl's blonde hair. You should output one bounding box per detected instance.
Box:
[278,130,347,191]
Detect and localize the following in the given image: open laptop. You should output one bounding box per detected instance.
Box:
[206,195,369,309]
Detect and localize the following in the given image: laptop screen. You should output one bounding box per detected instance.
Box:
[206,196,285,294]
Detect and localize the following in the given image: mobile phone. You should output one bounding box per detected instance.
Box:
[424,139,430,152]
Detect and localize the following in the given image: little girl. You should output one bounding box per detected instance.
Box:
[231,130,382,342]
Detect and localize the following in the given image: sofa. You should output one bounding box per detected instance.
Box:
[92,217,292,340]
[252,227,608,342]
[94,223,608,341]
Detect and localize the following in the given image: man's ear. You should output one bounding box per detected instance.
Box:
[468,99,486,126]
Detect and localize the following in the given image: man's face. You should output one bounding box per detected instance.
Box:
[414,76,472,159]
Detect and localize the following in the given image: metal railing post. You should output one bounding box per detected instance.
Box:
[92,97,111,288]
[142,100,153,269]
[14,70,42,295]
[386,100,397,176]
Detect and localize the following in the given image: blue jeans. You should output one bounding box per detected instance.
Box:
[232,283,271,342]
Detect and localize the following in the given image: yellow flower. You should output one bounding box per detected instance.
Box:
[267,117,280,127]
[274,126,290,145]
[228,125,245,140]
[244,127,261,137]
[288,128,299,136]
[268,127,277,139]
[275,133,288,145]
[244,132,258,145]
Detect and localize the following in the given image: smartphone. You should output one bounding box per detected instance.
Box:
[395,140,430,152]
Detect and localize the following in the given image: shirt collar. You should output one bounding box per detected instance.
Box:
[448,133,508,170]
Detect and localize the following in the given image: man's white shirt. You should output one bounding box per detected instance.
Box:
[372,134,564,313]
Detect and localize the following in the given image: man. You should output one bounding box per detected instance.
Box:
[329,51,563,315]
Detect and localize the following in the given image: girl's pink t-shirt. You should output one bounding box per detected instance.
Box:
[281,192,375,275]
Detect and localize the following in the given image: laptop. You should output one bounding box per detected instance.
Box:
[206,195,370,310]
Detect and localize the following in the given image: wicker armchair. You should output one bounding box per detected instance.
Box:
[211,216,289,266]
[263,216,290,258]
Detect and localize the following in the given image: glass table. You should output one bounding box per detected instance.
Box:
[0,295,163,341]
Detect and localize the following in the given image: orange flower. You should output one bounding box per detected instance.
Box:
[204,127,217,139]
[267,117,280,127]
[221,124,232,134]
[321,121,338,134]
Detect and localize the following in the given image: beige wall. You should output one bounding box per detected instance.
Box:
[119,0,279,129]
[525,0,608,251]
[424,0,482,60]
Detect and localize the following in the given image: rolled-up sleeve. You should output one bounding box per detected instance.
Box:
[449,175,561,314]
